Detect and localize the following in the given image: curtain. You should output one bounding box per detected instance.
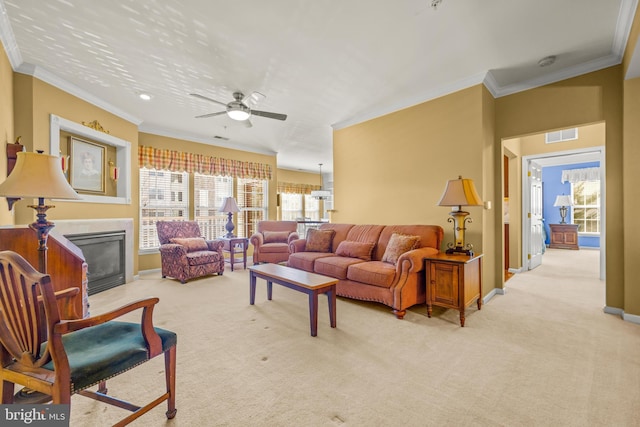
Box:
[277,182,321,195]
[561,167,600,184]
[138,145,272,180]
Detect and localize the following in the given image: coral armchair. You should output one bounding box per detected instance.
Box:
[250,220,299,264]
[156,220,225,283]
[0,250,177,425]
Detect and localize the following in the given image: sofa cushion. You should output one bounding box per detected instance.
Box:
[314,256,365,280]
[305,229,335,252]
[335,241,375,261]
[170,237,209,253]
[263,231,290,243]
[381,233,420,265]
[347,261,397,288]
[288,252,334,272]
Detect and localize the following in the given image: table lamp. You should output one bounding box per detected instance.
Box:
[437,175,483,256]
[220,197,240,238]
[553,194,573,224]
[0,151,80,273]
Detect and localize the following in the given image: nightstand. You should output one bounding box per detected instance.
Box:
[424,253,483,327]
[219,237,249,271]
[549,224,579,250]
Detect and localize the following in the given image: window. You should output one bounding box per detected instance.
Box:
[281,193,303,220]
[572,180,600,233]
[304,195,320,220]
[237,178,268,238]
[139,168,189,250]
[194,173,233,239]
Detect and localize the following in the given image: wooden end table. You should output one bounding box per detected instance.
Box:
[424,253,483,327]
[219,237,248,271]
[249,264,337,337]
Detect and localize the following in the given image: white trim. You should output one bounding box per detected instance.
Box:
[50,114,132,205]
[604,306,640,325]
[0,1,22,69]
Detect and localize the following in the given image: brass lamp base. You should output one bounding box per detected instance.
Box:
[446,247,474,257]
[445,208,475,257]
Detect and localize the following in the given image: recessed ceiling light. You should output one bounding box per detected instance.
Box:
[139,93,152,101]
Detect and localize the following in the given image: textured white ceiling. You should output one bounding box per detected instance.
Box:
[0,0,637,173]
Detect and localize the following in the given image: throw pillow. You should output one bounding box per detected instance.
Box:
[305,229,335,253]
[381,233,420,265]
[170,237,209,252]
[263,231,290,243]
[335,241,375,261]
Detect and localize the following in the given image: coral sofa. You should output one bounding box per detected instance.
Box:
[288,223,443,319]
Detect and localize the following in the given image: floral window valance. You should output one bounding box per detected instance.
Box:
[138,145,272,180]
[561,167,600,184]
[277,182,321,195]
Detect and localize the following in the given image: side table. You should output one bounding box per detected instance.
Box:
[424,253,483,327]
[219,237,248,271]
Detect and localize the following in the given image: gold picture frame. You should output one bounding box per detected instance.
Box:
[70,137,105,194]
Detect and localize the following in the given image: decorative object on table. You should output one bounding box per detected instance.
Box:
[553,194,573,224]
[311,163,331,200]
[437,175,483,256]
[0,151,80,274]
[220,196,240,238]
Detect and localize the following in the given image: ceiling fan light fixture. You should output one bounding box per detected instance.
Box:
[227,103,251,121]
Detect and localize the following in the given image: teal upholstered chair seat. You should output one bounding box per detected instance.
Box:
[42,321,177,393]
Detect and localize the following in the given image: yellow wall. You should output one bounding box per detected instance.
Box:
[277,168,320,186]
[0,43,13,225]
[623,77,640,315]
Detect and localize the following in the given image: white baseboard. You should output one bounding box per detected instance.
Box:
[604,306,640,325]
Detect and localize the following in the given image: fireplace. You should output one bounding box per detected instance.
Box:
[66,231,126,295]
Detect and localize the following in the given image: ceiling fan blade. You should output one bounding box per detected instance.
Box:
[242,119,253,128]
[190,93,228,107]
[242,91,266,108]
[251,110,287,121]
[195,111,227,119]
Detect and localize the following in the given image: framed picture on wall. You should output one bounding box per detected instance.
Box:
[70,137,105,193]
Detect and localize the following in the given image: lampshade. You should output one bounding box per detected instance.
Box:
[0,152,80,200]
[219,196,240,213]
[553,195,573,207]
[437,176,483,207]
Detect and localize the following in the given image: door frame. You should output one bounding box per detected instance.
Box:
[521,146,606,280]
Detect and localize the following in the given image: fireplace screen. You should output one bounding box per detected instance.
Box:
[66,230,126,295]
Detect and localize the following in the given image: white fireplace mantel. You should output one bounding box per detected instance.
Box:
[51,218,134,284]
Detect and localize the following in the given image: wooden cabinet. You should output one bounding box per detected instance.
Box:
[549,224,579,250]
[424,253,483,327]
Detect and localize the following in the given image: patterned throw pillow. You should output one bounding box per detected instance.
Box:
[263,231,290,243]
[305,229,335,253]
[170,237,209,252]
[381,233,420,265]
[335,241,375,261]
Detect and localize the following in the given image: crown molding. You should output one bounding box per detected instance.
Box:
[15,63,142,125]
[138,124,278,157]
[332,72,486,130]
[0,0,22,68]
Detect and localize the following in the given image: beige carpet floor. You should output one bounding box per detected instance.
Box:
[70,249,640,426]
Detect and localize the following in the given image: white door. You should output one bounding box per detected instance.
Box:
[528,160,544,269]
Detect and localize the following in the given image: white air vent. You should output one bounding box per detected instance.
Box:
[545,128,578,144]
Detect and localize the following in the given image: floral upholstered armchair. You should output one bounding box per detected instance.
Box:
[249,220,299,264]
[156,221,225,283]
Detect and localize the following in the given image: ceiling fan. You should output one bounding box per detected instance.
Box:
[190,91,287,127]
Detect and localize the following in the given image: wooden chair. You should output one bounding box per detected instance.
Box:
[0,250,177,426]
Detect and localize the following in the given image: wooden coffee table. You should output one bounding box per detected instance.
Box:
[249,264,337,337]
